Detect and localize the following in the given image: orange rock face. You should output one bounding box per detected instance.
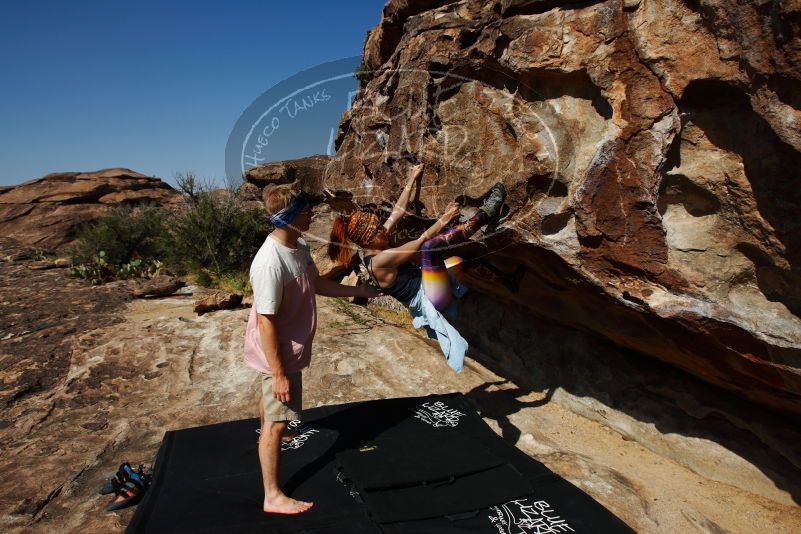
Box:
[0,168,180,250]
[320,0,801,414]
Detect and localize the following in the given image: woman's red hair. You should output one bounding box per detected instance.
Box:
[328,214,353,265]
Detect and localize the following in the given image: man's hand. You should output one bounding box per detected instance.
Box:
[315,276,383,298]
[272,373,290,403]
[358,284,383,299]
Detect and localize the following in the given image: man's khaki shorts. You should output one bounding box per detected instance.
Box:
[261,372,302,422]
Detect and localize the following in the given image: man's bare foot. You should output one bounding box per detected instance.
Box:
[263,493,314,514]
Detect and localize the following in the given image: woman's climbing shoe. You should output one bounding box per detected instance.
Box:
[99,463,138,495]
[482,204,511,235]
[479,182,507,219]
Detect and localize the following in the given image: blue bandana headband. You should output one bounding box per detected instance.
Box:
[270,191,309,228]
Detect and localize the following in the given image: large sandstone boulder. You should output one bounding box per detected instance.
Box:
[0,168,180,250]
[323,0,801,415]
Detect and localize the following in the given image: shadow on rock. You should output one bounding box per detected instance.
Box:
[464,380,555,445]
[454,292,801,507]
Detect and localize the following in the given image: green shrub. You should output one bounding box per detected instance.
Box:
[69,205,169,284]
[354,62,372,87]
[117,257,164,279]
[165,172,269,285]
[69,252,163,284]
[31,248,56,261]
[68,172,269,288]
[217,271,252,295]
[70,205,170,267]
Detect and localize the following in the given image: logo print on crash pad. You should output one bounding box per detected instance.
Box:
[487,498,575,533]
[412,401,465,428]
[335,471,364,503]
[280,420,319,451]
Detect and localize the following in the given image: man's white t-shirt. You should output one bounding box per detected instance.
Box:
[243,236,317,374]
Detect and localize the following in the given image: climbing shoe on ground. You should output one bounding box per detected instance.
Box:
[104,469,152,511]
[479,182,507,219]
[99,463,140,495]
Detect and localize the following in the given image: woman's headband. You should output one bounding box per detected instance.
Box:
[346,211,381,245]
[270,191,310,228]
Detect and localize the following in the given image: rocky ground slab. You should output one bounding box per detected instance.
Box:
[1,240,800,533]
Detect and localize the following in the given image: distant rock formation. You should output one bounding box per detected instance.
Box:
[320,0,801,415]
[0,168,180,250]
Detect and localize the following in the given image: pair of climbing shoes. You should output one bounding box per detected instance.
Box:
[99,462,152,511]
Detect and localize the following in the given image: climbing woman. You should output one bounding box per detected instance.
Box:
[327,163,507,372]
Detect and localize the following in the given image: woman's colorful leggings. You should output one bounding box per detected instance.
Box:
[421,211,488,311]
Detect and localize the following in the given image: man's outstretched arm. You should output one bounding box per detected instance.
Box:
[315,276,381,298]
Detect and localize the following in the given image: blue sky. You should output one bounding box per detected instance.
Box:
[0,1,385,186]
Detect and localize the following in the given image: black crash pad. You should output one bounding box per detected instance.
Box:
[126,393,635,533]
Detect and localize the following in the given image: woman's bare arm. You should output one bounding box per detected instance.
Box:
[383,163,424,234]
[371,202,460,270]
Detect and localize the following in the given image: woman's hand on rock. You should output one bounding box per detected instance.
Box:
[408,163,424,186]
[439,202,461,225]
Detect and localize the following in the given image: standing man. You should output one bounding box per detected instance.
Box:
[243,185,379,514]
